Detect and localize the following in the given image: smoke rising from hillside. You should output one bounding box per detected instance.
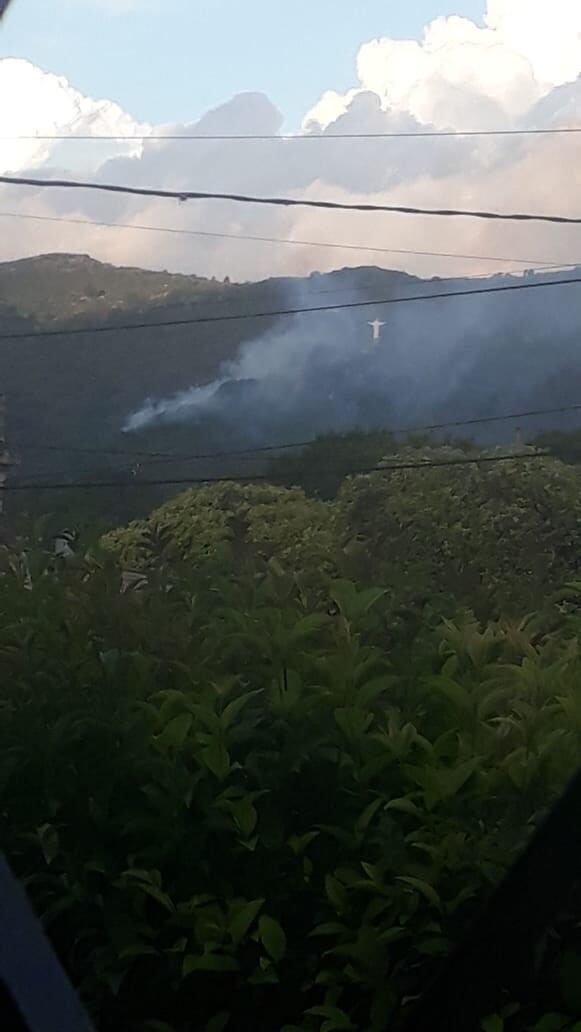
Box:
[124,269,581,445]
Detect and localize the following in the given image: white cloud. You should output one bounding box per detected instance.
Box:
[306,2,581,132]
[485,0,581,86]
[303,89,361,132]
[0,59,150,174]
[1,0,581,284]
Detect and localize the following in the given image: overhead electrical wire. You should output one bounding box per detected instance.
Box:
[4,450,551,493]
[2,273,580,342]
[17,401,581,465]
[4,127,581,141]
[0,210,570,270]
[2,174,581,226]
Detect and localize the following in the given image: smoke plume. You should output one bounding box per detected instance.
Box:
[124,268,581,444]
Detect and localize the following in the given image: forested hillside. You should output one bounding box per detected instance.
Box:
[2,254,581,499]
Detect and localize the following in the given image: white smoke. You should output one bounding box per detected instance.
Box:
[123,270,581,439]
[123,378,227,431]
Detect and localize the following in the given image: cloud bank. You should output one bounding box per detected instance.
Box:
[1,0,580,286]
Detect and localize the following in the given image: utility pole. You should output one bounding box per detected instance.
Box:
[0,395,17,516]
[513,425,524,452]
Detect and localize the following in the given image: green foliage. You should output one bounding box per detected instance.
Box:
[267,430,474,499]
[6,454,581,1028]
[105,448,581,622]
[103,481,335,581]
[532,430,581,466]
[336,447,581,617]
[268,430,399,499]
[1,536,581,1031]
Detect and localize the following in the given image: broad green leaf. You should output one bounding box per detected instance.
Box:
[355,797,383,834]
[229,899,264,945]
[201,740,231,781]
[529,1017,569,1032]
[204,1012,230,1032]
[307,1005,354,1030]
[192,705,223,734]
[37,823,59,866]
[385,797,423,818]
[155,713,192,752]
[288,830,319,855]
[309,922,346,937]
[258,915,286,963]
[397,876,441,910]
[231,797,258,839]
[481,1017,503,1032]
[137,883,175,913]
[325,874,347,911]
[289,613,329,642]
[183,954,239,976]
[221,690,262,729]
[356,677,392,707]
[334,707,373,739]
[354,586,387,616]
[436,675,473,712]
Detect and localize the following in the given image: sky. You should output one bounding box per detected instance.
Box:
[2,0,486,128]
[0,0,580,286]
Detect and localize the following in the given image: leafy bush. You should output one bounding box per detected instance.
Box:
[267,431,475,500]
[336,448,581,617]
[103,482,334,582]
[105,449,581,623]
[2,540,581,1030]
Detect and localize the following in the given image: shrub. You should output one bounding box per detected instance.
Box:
[1,548,581,1030]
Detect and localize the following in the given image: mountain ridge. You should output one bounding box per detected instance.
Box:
[2,252,581,514]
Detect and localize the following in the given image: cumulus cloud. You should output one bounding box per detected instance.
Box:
[485,0,581,86]
[307,4,581,132]
[0,59,150,174]
[1,0,581,283]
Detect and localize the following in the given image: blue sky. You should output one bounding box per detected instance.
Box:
[2,0,486,128]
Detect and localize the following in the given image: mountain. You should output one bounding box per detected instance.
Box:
[1,252,581,525]
[0,254,420,469]
[0,252,225,324]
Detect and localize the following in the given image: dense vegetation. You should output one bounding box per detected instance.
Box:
[3,453,581,1029]
[106,447,581,617]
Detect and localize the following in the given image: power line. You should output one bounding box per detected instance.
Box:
[137,403,581,467]
[2,175,581,225]
[0,210,569,270]
[18,401,581,464]
[4,128,581,141]
[4,450,551,492]
[1,274,580,342]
